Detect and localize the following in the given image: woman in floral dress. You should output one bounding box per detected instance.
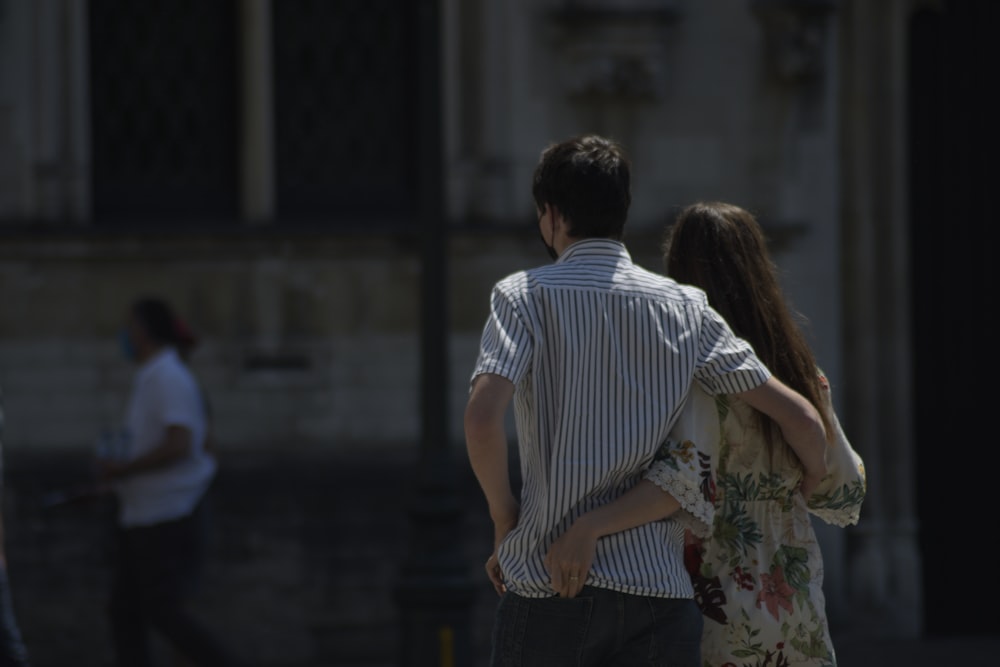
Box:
[662,201,867,667]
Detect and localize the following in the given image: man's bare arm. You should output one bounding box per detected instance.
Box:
[465,373,520,594]
[736,376,829,494]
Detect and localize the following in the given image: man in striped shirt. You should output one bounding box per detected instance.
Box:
[464,134,829,666]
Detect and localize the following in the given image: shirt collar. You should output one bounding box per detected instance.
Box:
[556,238,631,264]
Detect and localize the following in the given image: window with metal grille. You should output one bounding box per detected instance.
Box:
[272,0,419,226]
[88,0,239,225]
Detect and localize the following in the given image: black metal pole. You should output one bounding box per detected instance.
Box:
[395,0,476,665]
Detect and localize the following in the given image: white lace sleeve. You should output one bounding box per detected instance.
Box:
[645,454,714,538]
[643,386,722,539]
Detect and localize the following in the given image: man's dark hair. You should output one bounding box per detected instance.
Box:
[531,134,632,240]
[131,297,181,345]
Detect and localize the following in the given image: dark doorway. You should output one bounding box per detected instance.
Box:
[910,1,997,637]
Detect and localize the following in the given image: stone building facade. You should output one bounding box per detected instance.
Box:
[0,0,992,663]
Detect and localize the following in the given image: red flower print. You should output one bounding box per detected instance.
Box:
[756,566,795,620]
[683,531,704,576]
[733,566,755,591]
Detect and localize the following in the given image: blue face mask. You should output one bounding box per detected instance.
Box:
[119,329,137,362]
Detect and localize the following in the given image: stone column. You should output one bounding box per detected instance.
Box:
[739,0,854,624]
[7,0,91,223]
[239,0,275,225]
[840,0,922,637]
[0,0,30,220]
[473,0,515,223]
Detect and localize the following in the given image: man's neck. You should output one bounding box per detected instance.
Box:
[557,235,621,255]
[553,234,582,256]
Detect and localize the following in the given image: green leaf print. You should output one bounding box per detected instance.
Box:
[732,621,765,659]
[773,546,810,593]
[787,621,835,662]
[722,472,760,503]
[808,479,866,511]
[715,504,763,565]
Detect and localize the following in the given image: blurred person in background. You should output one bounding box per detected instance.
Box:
[96,297,236,667]
[0,386,31,667]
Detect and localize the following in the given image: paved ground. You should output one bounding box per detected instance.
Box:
[834,635,999,666]
[12,449,997,666]
[333,635,1000,667]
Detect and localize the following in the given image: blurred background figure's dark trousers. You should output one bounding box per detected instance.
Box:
[108,500,236,667]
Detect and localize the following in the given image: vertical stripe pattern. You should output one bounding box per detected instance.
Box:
[471,239,770,598]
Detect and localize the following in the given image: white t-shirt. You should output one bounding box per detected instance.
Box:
[114,347,217,528]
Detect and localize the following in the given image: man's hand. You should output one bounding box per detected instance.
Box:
[544,516,598,599]
[485,552,505,596]
[486,500,519,596]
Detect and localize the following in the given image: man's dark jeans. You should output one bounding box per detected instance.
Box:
[109,499,236,667]
[490,585,703,667]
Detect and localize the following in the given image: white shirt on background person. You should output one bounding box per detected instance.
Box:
[114,347,216,528]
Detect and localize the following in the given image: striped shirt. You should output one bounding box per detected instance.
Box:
[470,238,770,599]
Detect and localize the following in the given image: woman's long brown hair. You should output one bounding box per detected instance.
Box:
[663,201,832,465]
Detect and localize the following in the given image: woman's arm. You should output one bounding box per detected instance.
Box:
[545,480,680,598]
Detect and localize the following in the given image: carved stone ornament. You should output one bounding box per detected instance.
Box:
[548,0,682,102]
[749,0,838,82]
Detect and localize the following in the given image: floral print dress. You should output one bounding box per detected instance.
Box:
[655,374,866,667]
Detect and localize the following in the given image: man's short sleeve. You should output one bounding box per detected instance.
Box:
[470,283,533,388]
[694,305,771,394]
